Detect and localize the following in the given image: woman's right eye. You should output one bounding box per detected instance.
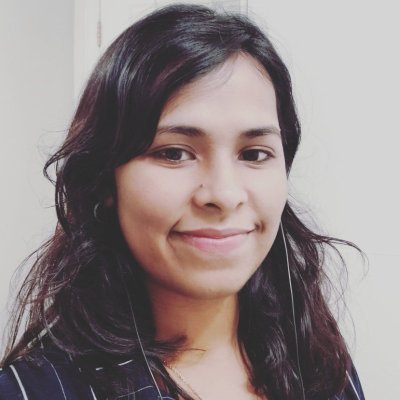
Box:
[152,147,195,162]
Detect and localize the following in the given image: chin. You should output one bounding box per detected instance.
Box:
[173,270,256,300]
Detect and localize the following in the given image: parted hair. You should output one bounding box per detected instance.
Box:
[2,4,359,400]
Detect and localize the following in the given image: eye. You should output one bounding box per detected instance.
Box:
[240,149,272,163]
[152,147,195,162]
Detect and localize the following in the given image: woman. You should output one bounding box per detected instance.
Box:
[0,4,364,400]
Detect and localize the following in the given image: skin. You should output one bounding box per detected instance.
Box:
[115,53,287,399]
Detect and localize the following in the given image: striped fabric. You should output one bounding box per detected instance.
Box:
[0,349,169,400]
[0,354,96,400]
[0,349,364,399]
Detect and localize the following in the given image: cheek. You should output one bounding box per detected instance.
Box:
[269,173,288,210]
[115,164,193,239]
[256,183,287,254]
[250,167,288,217]
[115,166,173,271]
[254,172,287,260]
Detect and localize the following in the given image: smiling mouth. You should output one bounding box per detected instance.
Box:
[171,228,254,254]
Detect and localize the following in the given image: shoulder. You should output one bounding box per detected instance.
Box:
[334,364,365,400]
[0,349,95,400]
[0,348,173,400]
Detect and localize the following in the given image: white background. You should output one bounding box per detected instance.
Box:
[0,0,74,354]
[1,1,399,398]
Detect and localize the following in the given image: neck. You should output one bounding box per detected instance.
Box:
[147,285,263,399]
[148,284,240,363]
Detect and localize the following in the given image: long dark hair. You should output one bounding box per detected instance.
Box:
[2,4,360,400]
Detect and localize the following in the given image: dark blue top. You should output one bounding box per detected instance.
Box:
[0,347,364,400]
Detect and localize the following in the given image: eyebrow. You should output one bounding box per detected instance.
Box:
[156,125,281,138]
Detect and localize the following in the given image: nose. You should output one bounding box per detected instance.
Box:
[192,160,248,213]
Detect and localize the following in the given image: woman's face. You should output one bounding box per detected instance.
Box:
[115,54,287,300]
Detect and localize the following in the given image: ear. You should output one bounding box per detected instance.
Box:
[104,195,114,207]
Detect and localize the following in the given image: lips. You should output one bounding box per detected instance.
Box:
[172,228,254,254]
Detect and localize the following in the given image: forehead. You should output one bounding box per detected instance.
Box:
[159,53,278,130]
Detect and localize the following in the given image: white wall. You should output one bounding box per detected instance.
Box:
[0,0,74,346]
[249,1,400,398]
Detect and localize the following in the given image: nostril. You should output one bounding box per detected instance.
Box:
[192,179,248,212]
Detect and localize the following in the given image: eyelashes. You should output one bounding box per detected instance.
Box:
[239,149,272,162]
[151,147,195,162]
[149,146,274,165]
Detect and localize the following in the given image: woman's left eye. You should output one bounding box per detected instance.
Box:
[239,149,272,162]
[152,147,195,162]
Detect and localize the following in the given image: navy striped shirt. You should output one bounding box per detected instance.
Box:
[0,349,364,399]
